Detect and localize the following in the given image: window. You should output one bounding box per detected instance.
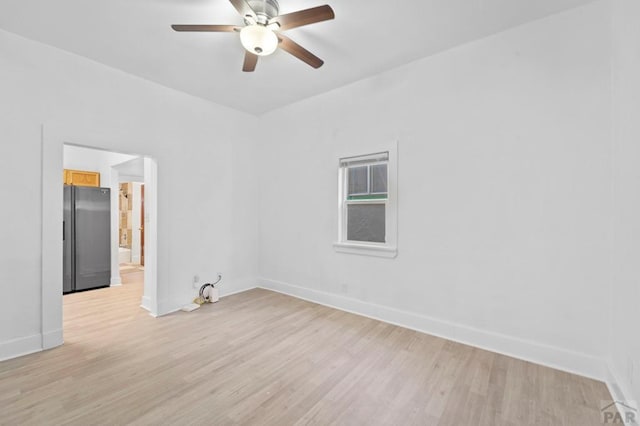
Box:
[345,160,387,243]
[335,142,398,258]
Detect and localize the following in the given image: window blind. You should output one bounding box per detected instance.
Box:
[340,151,389,167]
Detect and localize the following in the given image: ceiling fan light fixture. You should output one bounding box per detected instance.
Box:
[240,25,278,56]
[171,1,335,71]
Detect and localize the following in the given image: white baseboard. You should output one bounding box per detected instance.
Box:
[110,276,122,286]
[258,278,606,382]
[606,363,639,425]
[42,328,63,350]
[220,284,258,299]
[0,284,260,363]
[0,334,43,362]
[140,295,155,316]
[157,298,184,316]
[156,283,258,317]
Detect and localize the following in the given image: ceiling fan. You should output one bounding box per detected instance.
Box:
[171,0,335,72]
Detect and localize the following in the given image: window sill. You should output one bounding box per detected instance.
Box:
[333,242,398,258]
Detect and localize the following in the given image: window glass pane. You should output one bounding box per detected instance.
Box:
[370,163,388,194]
[348,166,368,195]
[347,204,385,243]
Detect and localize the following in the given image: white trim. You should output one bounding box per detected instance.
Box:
[606,363,639,426]
[109,168,122,287]
[42,328,63,350]
[0,334,43,362]
[333,241,398,258]
[142,157,159,316]
[140,295,153,315]
[41,125,64,353]
[156,284,259,317]
[258,277,606,381]
[219,285,258,298]
[157,298,184,317]
[140,296,152,310]
[110,277,122,286]
[0,322,61,362]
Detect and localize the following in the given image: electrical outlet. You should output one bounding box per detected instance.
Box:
[341,283,348,294]
[193,275,200,289]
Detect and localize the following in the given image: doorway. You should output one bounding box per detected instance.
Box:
[41,124,159,352]
[118,181,145,283]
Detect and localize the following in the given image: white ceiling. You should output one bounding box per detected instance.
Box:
[0,0,595,115]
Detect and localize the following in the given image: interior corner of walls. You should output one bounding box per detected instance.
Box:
[155,280,258,317]
[0,334,43,362]
[156,290,205,317]
[607,361,639,411]
[257,278,607,382]
[219,277,258,298]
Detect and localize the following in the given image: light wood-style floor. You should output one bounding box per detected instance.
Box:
[0,273,613,425]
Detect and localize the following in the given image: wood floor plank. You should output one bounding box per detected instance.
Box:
[0,275,613,425]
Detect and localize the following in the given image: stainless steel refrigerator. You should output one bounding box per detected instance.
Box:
[63,185,111,294]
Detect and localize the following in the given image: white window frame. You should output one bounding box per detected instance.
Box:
[334,140,398,258]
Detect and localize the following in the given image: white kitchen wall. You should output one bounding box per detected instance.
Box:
[611,0,640,406]
[257,1,612,379]
[114,157,145,183]
[64,145,136,182]
[0,28,258,360]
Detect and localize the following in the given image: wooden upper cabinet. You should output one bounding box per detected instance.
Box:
[63,169,101,187]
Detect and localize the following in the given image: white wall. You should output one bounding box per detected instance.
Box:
[0,28,258,360]
[114,157,145,183]
[64,145,135,183]
[257,1,612,379]
[610,0,640,405]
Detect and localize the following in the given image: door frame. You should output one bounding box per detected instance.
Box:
[41,123,159,351]
[140,184,145,266]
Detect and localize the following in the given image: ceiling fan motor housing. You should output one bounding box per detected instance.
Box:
[247,0,279,24]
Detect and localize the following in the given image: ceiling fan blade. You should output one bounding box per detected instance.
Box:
[272,5,334,31]
[229,0,256,19]
[243,51,259,72]
[278,35,324,69]
[171,25,239,32]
